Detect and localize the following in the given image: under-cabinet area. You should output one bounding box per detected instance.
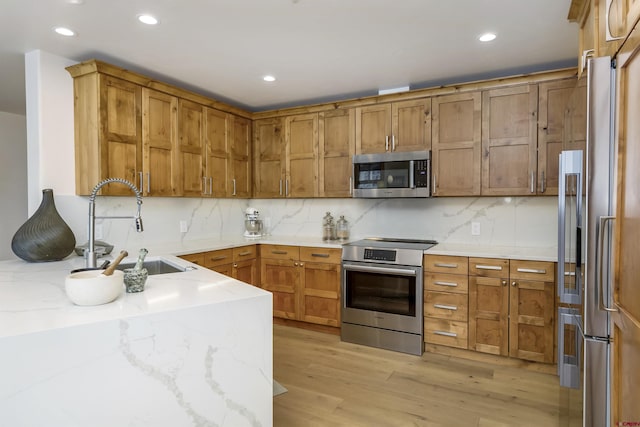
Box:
[66,59,584,199]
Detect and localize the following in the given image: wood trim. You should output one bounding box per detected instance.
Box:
[273,317,340,335]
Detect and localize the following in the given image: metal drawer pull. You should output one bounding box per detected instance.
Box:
[272,250,288,255]
[517,268,546,274]
[564,271,576,276]
[475,264,502,271]
[434,304,457,311]
[311,253,330,258]
[433,331,457,338]
[434,263,458,268]
[237,251,252,256]
[210,255,228,261]
[433,281,458,287]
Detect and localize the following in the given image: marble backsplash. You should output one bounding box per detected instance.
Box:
[53,195,558,253]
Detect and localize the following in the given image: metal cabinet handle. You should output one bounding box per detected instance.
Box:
[564,271,576,276]
[605,0,625,41]
[475,264,502,271]
[311,253,330,258]
[285,179,289,197]
[237,251,252,256]
[279,179,283,196]
[517,268,546,274]
[434,263,458,268]
[349,176,353,195]
[540,171,545,193]
[433,331,457,338]
[294,262,298,266]
[139,171,144,193]
[233,263,238,268]
[209,177,213,195]
[385,135,390,151]
[202,176,208,195]
[433,281,458,287]
[299,262,304,267]
[272,250,288,255]
[598,216,618,312]
[502,280,507,286]
[392,134,396,151]
[433,304,457,311]
[232,179,237,196]
[432,174,436,195]
[146,172,151,193]
[511,281,517,287]
[210,255,228,261]
[530,171,535,193]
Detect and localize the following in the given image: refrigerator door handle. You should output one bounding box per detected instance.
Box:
[597,215,618,312]
[558,308,582,389]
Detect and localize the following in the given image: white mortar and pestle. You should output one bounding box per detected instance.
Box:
[65,250,128,306]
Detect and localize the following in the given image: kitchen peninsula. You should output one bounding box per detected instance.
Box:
[0,253,272,427]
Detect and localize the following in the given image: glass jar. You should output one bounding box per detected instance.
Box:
[336,215,349,240]
[322,212,335,241]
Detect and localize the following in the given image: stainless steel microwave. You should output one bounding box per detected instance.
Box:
[352,151,431,198]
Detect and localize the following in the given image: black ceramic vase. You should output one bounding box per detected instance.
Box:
[11,189,76,262]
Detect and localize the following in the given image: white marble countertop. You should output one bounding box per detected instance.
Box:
[0,254,270,339]
[425,242,557,262]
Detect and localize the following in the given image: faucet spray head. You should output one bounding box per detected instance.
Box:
[135,216,144,233]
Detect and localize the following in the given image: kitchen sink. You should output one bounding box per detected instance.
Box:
[115,259,187,275]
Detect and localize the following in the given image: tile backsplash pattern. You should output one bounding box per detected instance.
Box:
[55,195,557,252]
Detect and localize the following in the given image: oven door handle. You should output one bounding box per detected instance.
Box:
[343,263,417,277]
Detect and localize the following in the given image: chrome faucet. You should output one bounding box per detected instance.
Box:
[86,178,143,268]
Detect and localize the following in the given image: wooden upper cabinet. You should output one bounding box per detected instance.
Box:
[570,0,596,76]
[286,113,319,198]
[537,77,584,195]
[231,115,252,198]
[355,98,431,154]
[177,99,205,197]
[431,92,481,196]
[204,107,230,197]
[71,73,143,196]
[253,118,285,198]
[319,109,355,197]
[142,88,177,196]
[481,84,538,196]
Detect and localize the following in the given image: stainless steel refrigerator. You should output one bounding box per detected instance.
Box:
[558,56,616,427]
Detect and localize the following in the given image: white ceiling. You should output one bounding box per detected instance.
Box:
[1,0,578,116]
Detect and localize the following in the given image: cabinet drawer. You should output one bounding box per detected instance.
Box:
[233,245,257,261]
[425,272,469,294]
[260,244,300,260]
[424,318,468,349]
[204,248,234,268]
[424,255,468,275]
[300,246,341,264]
[179,252,204,266]
[424,291,468,321]
[510,259,555,282]
[469,257,509,278]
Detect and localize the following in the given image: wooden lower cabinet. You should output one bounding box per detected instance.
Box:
[468,257,555,363]
[423,255,469,349]
[260,245,341,327]
[178,245,258,286]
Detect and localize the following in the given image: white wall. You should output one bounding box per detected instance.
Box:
[22,50,558,260]
[0,112,27,260]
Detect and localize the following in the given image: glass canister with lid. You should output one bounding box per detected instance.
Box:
[322,212,336,241]
[336,215,349,240]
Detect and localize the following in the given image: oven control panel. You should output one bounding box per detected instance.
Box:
[363,248,397,262]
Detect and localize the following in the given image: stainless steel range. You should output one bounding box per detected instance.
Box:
[341,237,437,355]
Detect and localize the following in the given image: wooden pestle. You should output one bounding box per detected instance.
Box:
[102,250,128,276]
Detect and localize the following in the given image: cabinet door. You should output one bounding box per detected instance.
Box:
[469,275,509,356]
[142,88,177,196]
[100,75,142,195]
[611,33,640,425]
[319,109,355,197]
[355,104,392,154]
[260,258,299,319]
[211,263,233,276]
[285,113,318,197]
[231,115,252,198]
[508,279,555,363]
[391,98,431,152]
[253,118,285,198]
[178,252,204,266]
[300,261,341,326]
[481,85,538,196]
[538,78,584,195]
[233,258,257,286]
[431,92,481,196]
[204,107,230,197]
[177,99,205,197]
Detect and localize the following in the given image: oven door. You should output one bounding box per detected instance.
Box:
[341,261,423,334]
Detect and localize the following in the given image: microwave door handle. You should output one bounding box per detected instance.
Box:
[409,160,415,189]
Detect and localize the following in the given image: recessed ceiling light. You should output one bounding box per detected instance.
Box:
[138,14,159,25]
[263,75,276,82]
[479,33,497,42]
[66,0,84,4]
[54,27,75,37]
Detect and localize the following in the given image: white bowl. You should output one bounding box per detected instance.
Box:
[65,270,124,306]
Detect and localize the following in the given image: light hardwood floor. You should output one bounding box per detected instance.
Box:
[274,325,563,426]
